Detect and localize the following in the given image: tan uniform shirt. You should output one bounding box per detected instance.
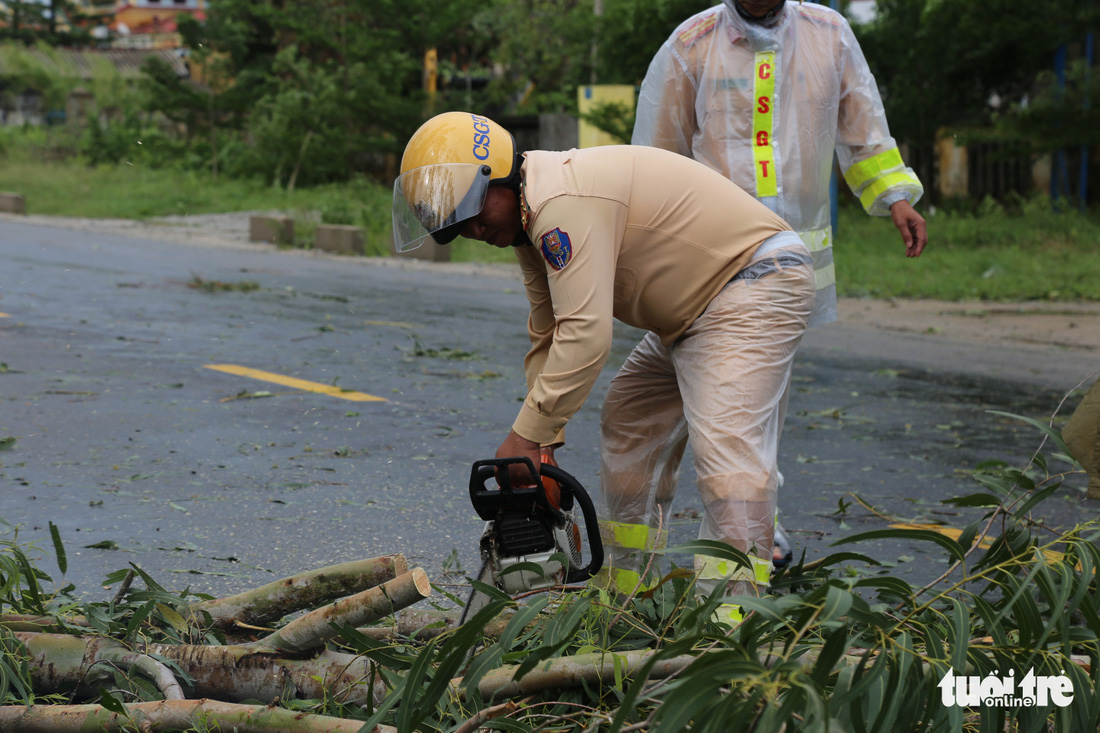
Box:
[512,144,792,445]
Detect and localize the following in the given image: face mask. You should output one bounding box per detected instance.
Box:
[731,0,786,25]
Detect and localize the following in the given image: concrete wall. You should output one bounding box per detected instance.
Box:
[313,224,364,255]
[0,193,26,214]
[248,216,294,246]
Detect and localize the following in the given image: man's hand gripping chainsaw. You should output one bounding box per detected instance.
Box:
[459,454,604,623]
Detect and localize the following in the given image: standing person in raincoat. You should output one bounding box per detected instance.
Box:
[393,111,815,624]
[632,0,929,564]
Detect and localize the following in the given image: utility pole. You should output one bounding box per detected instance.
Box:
[590,0,603,85]
[424,48,438,114]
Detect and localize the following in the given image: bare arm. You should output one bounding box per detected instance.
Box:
[889,199,927,257]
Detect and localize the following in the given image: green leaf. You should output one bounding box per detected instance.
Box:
[833,528,966,564]
[155,603,189,634]
[987,410,1073,456]
[941,492,1003,508]
[498,561,548,579]
[946,597,970,674]
[821,585,854,622]
[1012,484,1059,519]
[810,625,850,687]
[48,522,66,575]
[97,687,127,715]
[665,539,751,570]
[332,624,413,670]
[853,576,915,605]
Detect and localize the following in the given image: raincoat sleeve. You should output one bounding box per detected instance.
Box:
[631,41,698,156]
[834,21,923,216]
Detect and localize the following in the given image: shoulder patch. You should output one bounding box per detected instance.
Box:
[677,12,718,48]
[539,228,573,271]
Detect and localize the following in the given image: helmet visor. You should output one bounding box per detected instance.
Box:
[392,163,491,252]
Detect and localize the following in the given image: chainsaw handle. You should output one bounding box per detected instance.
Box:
[539,464,604,585]
[468,458,605,585]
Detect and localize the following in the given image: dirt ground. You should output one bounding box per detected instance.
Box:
[9,210,1100,391]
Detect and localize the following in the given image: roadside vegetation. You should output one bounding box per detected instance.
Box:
[4,129,1100,298]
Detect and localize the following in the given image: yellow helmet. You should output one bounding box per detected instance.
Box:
[392,111,519,252]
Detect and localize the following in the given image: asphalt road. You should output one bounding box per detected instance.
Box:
[1,218,1095,605]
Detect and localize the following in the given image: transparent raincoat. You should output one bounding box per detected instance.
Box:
[632,0,923,325]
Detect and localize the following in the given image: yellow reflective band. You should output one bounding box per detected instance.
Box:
[843,148,905,192]
[592,567,645,596]
[752,51,777,198]
[714,603,745,626]
[858,170,922,212]
[598,520,668,551]
[797,228,831,253]
[696,554,772,586]
[814,262,837,290]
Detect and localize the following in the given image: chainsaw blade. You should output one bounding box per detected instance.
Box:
[457,558,495,627]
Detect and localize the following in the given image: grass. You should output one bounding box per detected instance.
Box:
[4,135,1099,301]
[835,197,1100,301]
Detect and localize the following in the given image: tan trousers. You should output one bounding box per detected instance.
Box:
[595,245,814,597]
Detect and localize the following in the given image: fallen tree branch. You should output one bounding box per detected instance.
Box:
[452,649,699,703]
[453,698,522,733]
[94,647,185,700]
[452,644,1095,706]
[0,699,398,733]
[0,614,91,633]
[189,554,408,630]
[17,632,385,707]
[253,568,432,653]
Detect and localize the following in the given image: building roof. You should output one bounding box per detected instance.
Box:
[0,46,189,79]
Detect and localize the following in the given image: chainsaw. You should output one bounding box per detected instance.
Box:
[458,455,604,624]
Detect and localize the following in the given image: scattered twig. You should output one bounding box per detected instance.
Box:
[111,570,136,604]
[453,698,524,733]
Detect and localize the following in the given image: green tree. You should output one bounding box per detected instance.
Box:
[143,0,437,185]
[855,0,1099,189]
[0,42,74,111]
[0,0,94,45]
[595,0,715,86]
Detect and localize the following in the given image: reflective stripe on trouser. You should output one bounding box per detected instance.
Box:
[698,554,771,628]
[597,247,814,600]
[591,520,669,595]
[695,554,773,593]
[798,227,837,326]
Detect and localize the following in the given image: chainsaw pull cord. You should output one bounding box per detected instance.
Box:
[539,447,562,510]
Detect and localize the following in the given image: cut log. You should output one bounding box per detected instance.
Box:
[189,554,408,629]
[253,568,432,653]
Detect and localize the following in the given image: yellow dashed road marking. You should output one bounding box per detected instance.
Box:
[205,364,387,402]
[890,522,1068,565]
